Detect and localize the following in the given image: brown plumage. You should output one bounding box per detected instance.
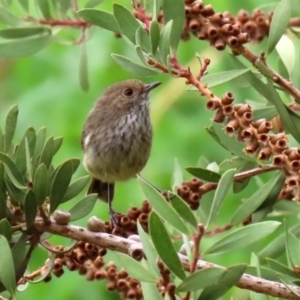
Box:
[81,79,161,226]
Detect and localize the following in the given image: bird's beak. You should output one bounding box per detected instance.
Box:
[144,81,162,93]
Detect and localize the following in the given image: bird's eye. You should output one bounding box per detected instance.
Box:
[123,88,133,97]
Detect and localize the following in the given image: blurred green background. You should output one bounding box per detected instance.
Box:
[0,0,286,299]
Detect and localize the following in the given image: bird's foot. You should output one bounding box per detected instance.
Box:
[109,208,120,229]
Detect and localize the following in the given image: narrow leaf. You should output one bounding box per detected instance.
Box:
[33,164,49,205]
[0,153,25,187]
[141,282,163,300]
[158,20,172,65]
[24,190,37,230]
[52,137,63,156]
[0,32,52,59]
[113,3,140,43]
[252,106,277,121]
[61,175,90,203]
[0,235,16,295]
[4,105,18,153]
[0,27,49,39]
[138,177,189,234]
[0,6,21,26]
[0,219,12,241]
[177,268,225,292]
[136,26,151,53]
[201,69,250,88]
[116,253,156,282]
[137,222,160,277]
[112,54,159,76]
[69,194,98,221]
[170,195,198,229]
[276,35,295,76]
[149,211,186,280]
[185,167,221,182]
[0,188,6,220]
[206,169,235,227]
[39,136,54,169]
[150,20,160,55]
[50,160,73,213]
[198,264,247,300]
[204,221,281,254]
[268,0,292,53]
[231,172,282,225]
[162,0,185,50]
[33,127,46,158]
[78,9,120,32]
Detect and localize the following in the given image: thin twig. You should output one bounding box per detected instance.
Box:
[34,219,300,300]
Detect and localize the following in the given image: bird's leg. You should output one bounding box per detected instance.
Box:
[107,183,119,228]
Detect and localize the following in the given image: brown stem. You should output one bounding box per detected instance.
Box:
[34,219,300,300]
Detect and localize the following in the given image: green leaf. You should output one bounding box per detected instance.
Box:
[0,235,16,296]
[162,0,185,50]
[5,177,25,204]
[149,211,186,280]
[69,194,98,221]
[231,172,282,225]
[291,40,300,90]
[233,160,255,194]
[52,137,63,156]
[84,0,104,8]
[141,282,163,300]
[138,177,189,234]
[24,127,36,158]
[33,127,46,158]
[25,138,33,180]
[185,167,221,182]
[177,268,225,292]
[276,35,295,76]
[136,26,151,53]
[79,41,89,92]
[24,190,37,230]
[265,80,300,143]
[33,164,49,205]
[0,6,21,26]
[0,27,48,39]
[201,69,250,88]
[61,175,90,203]
[198,264,247,300]
[0,219,12,241]
[50,160,73,213]
[14,135,27,175]
[113,3,140,43]
[111,54,159,76]
[78,9,120,32]
[0,31,52,59]
[158,20,172,65]
[211,123,254,161]
[150,20,160,55]
[17,0,29,12]
[0,152,26,187]
[4,105,18,153]
[137,222,160,277]
[0,189,6,220]
[286,232,300,267]
[268,0,292,54]
[172,158,183,191]
[116,253,156,282]
[267,258,298,279]
[0,128,3,152]
[39,136,54,169]
[11,234,27,280]
[37,0,51,19]
[204,221,281,254]
[252,106,277,120]
[206,169,235,227]
[170,195,197,229]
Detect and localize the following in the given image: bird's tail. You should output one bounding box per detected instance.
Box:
[88,178,115,203]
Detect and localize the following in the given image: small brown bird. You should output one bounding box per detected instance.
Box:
[81,79,161,226]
